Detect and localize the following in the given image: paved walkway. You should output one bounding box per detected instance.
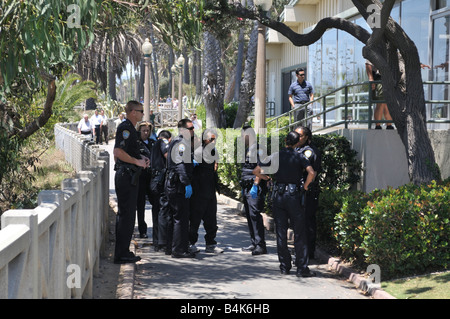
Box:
[99,141,370,300]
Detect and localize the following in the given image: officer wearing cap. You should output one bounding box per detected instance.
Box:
[165,118,196,258]
[113,100,149,264]
[240,125,269,255]
[253,131,316,277]
[295,126,322,259]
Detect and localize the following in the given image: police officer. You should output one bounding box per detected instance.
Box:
[113,101,149,264]
[240,125,268,255]
[189,129,223,254]
[136,122,155,239]
[253,131,316,277]
[295,126,322,259]
[165,119,196,258]
[150,130,171,252]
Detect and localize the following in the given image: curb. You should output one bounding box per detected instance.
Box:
[109,195,136,299]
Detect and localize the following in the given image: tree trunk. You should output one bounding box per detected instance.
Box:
[195,46,202,98]
[234,27,246,102]
[149,24,160,107]
[233,20,258,128]
[202,31,226,128]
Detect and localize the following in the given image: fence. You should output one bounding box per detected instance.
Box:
[267,81,450,132]
[0,123,110,298]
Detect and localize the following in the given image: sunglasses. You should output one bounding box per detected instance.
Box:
[186,126,195,130]
[134,109,144,113]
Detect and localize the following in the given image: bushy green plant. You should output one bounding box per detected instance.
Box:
[361,181,450,279]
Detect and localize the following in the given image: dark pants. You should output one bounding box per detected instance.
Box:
[189,195,218,246]
[242,187,266,249]
[114,168,138,259]
[101,125,108,144]
[166,190,190,255]
[273,191,309,272]
[156,192,171,247]
[94,125,101,144]
[148,191,162,245]
[294,103,313,130]
[136,172,150,237]
[305,191,319,258]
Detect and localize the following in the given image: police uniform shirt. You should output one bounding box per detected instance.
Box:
[151,138,170,171]
[288,80,314,104]
[273,147,311,184]
[241,143,269,181]
[296,144,321,184]
[114,119,141,164]
[140,138,154,160]
[167,135,194,186]
[192,145,218,199]
[296,144,321,172]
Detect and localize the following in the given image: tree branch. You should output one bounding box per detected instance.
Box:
[224,3,371,47]
[14,75,56,140]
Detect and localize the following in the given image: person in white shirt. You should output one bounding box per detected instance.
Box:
[78,114,93,138]
[191,114,200,130]
[100,109,109,144]
[90,109,102,144]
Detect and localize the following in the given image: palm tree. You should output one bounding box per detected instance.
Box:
[75,2,144,101]
[202,31,226,128]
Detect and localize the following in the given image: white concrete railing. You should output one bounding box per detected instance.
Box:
[0,123,110,299]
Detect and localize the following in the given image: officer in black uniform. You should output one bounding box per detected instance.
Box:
[165,118,196,258]
[240,125,268,255]
[295,126,322,259]
[113,101,149,264]
[189,129,223,254]
[253,131,316,277]
[149,130,171,252]
[136,121,154,239]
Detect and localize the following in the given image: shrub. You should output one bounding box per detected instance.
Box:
[361,181,450,279]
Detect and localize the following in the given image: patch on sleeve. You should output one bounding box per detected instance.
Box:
[304,150,312,158]
[122,130,130,139]
[178,144,185,155]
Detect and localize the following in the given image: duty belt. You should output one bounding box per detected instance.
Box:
[274,183,302,195]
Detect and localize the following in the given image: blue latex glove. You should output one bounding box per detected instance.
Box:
[185,185,193,198]
[193,159,199,167]
[250,184,258,199]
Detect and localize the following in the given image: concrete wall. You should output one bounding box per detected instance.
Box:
[332,129,450,193]
[0,124,110,299]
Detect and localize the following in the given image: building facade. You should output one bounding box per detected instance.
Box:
[267,0,449,129]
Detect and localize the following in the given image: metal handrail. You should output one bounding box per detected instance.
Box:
[267,81,450,132]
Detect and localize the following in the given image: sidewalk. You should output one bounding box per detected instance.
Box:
[99,141,393,300]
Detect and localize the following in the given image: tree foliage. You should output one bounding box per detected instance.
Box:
[0,0,98,99]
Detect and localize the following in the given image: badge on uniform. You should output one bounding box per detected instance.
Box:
[304,150,312,158]
[123,130,130,139]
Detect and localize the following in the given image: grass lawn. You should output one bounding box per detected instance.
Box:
[382,271,450,299]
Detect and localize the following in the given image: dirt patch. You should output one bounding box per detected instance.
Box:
[92,205,121,299]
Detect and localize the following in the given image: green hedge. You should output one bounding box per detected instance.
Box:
[319,180,450,279]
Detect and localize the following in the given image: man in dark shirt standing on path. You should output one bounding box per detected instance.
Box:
[288,68,314,129]
[113,101,149,264]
